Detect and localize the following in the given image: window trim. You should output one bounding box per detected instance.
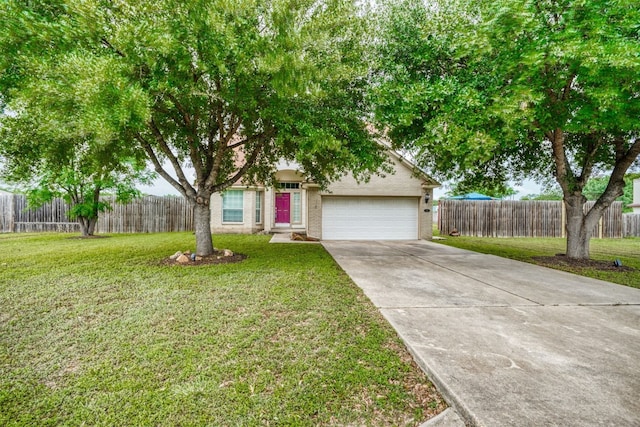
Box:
[279,182,300,190]
[255,190,262,224]
[291,191,302,224]
[222,190,244,223]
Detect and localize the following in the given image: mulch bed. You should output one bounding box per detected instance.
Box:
[531,255,635,272]
[161,250,247,266]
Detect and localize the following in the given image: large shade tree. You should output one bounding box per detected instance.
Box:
[0,49,150,236]
[1,0,385,255]
[374,0,640,259]
[0,117,149,237]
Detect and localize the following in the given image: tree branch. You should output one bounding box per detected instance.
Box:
[578,133,602,184]
[202,112,244,193]
[561,74,576,101]
[165,93,191,127]
[224,114,241,145]
[101,37,126,57]
[609,137,640,184]
[135,133,188,198]
[207,102,217,152]
[213,140,266,192]
[148,119,196,198]
[586,137,640,222]
[549,128,574,194]
[205,127,230,191]
[225,123,248,150]
[164,93,205,178]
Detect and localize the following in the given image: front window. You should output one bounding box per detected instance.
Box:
[292,192,301,223]
[222,190,243,223]
[255,191,262,224]
[279,182,300,189]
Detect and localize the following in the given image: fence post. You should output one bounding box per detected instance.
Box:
[598,216,603,239]
[561,201,565,238]
[10,194,16,233]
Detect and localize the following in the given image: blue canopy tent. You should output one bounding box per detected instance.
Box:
[448,192,494,200]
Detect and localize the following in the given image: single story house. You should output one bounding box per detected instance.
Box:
[211,150,440,240]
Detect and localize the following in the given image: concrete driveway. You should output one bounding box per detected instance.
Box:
[322,240,640,427]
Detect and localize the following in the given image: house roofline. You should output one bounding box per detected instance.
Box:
[224,144,441,189]
[386,150,441,188]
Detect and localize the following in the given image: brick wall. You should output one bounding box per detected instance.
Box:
[306,186,322,239]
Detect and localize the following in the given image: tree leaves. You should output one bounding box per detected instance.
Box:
[373,0,640,257]
[373,0,640,186]
[2,0,386,250]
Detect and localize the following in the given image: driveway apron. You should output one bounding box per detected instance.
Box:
[322,240,640,427]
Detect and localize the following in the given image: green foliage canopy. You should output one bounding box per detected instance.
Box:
[0,0,385,253]
[0,110,150,236]
[374,0,640,185]
[4,0,384,189]
[374,0,640,258]
[0,21,151,236]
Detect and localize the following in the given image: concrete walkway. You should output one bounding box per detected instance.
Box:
[322,240,640,427]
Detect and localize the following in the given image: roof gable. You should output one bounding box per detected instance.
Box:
[386,150,440,188]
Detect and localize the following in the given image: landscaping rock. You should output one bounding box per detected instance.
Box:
[176,254,191,264]
[169,251,183,260]
[162,250,247,266]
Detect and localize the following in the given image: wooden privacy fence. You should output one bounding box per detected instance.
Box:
[0,194,78,233]
[95,196,194,233]
[623,214,640,237]
[438,200,624,238]
[0,194,194,234]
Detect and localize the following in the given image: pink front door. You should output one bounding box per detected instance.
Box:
[275,193,290,223]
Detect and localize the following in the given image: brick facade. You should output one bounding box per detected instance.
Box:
[210,152,439,239]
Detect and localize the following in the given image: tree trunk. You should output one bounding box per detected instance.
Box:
[193,198,214,256]
[88,217,97,236]
[78,217,89,236]
[564,205,590,259]
[564,194,599,259]
[77,216,97,236]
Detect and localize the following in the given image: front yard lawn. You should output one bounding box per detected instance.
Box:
[435,236,640,289]
[0,232,445,426]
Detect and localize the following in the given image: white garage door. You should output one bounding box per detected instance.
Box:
[322,197,418,240]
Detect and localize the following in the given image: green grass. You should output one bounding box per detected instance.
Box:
[0,233,445,426]
[434,235,640,288]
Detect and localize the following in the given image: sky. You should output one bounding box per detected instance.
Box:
[433,179,542,200]
[137,161,191,197]
[138,174,183,197]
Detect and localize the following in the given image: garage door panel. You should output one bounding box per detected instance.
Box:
[322,197,418,240]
